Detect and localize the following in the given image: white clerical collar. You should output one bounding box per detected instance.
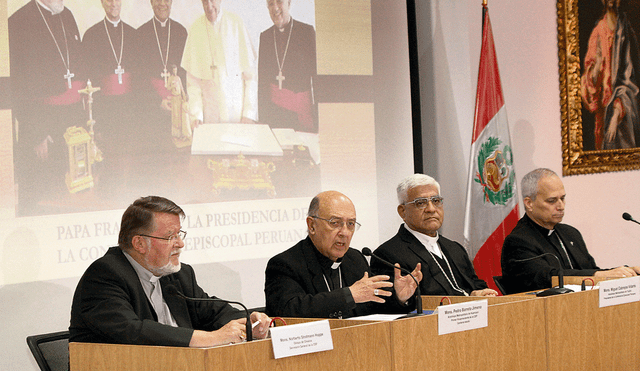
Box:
[36,0,60,15]
[154,16,169,27]
[105,17,121,27]
[403,224,443,258]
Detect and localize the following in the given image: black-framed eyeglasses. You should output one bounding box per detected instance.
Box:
[139,230,187,243]
[404,196,444,209]
[311,216,361,231]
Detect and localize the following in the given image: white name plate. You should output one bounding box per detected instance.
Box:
[599,276,640,308]
[437,299,488,335]
[270,319,333,359]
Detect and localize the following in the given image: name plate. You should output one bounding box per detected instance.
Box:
[437,299,488,335]
[270,319,333,359]
[599,276,640,308]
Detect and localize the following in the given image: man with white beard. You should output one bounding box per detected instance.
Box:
[70,196,270,347]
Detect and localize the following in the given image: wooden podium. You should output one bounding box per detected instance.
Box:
[69,319,391,371]
[70,291,640,370]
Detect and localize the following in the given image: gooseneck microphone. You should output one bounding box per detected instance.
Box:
[513,253,573,297]
[165,284,253,342]
[622,212,640,225]
[362,247,423,315]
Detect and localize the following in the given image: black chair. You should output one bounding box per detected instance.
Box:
[493,276,507,295]
[26,330,69,371]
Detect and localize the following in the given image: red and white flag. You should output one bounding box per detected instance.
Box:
[463,7,519,294]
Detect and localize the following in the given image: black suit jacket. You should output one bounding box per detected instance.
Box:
[265,237,375,318]
[501,214,600,294]
[69,246,244,346]
[372,225,488,301]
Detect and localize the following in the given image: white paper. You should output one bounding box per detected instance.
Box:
[191,123,284,156]
[437,299,488,335]
[270,319,333,359]
[599,276,640,308]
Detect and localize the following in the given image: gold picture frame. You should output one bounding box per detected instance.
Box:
[558,0,640,175]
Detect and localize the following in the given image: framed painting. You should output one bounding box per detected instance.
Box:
[558,0,640,175]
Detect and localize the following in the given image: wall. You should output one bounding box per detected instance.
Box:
[419,0,640,268]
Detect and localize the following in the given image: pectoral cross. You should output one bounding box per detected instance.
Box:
[276,70,285,90]
[64,69,75,89]
[115,65,125,84]
[161,67,170,87]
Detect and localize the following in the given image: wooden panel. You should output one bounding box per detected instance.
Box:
[315,0,372,75]
[421,294,536,311]
[69,342,208,371]
[70,321,393,371]
[389,298,547,371]
[544,289,640,371]
[551,275,618,288]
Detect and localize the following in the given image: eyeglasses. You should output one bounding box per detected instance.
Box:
[404,196,444,209]
[311,216,361,231]
[139,230,187,243]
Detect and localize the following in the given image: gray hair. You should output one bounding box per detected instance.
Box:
[396,174,441,204]
[521,168,557,201]
[118,196,185,250]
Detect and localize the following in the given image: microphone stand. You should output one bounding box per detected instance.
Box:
[362,248,423,316]
[165,285,253,341]
[513,253,573,297]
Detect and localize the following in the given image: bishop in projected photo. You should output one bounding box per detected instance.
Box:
[258,0,318,133]
[136,0,189,151]
[8,0,85,216]
[82,0,139,196]
[181,0,258,127]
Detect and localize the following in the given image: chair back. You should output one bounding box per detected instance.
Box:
[26,330,70,371]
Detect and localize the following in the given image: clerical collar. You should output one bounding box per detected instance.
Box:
[311,243,342,270]
[154,16,169,27]
[403,224,442,258]
[105,17,121,27]
[36,0,60,15]
[525,213,556,237]
[277,18,292,33]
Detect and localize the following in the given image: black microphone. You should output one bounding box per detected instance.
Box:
[361,247,423,316]
[513,253,573,297]
[622,212,640,225]
[165,284,253,342]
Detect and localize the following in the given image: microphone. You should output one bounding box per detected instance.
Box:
[165,284,253,342]
[622,212,640,225]
[513,253,573,297]
[361,247,423,316]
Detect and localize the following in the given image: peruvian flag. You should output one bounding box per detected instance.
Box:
[463,6,519,294]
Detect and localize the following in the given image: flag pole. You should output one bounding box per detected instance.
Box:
[482,0,487,28]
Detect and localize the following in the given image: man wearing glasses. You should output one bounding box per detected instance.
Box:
[70,196,270,347]
[264,190,421,318]
[372,174,496,302]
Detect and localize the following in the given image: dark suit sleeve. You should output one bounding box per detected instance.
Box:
[445,240,488,291]
[70,259,194,346]
[169,265,244,332]
[264,253,356,318]
[501,225,599,294]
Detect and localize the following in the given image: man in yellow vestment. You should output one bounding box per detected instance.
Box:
[181,0,258,126]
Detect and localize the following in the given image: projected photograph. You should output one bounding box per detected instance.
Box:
[8,0,328,217]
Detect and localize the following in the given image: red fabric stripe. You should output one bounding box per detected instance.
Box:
[472,206,519,294]
[472,10,505,143]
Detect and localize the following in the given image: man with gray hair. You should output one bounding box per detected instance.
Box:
[501,168,640,294]
[372,174,496,306]
[70,196,270,347]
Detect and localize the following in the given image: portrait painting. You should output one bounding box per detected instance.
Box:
[558,0,640,174]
